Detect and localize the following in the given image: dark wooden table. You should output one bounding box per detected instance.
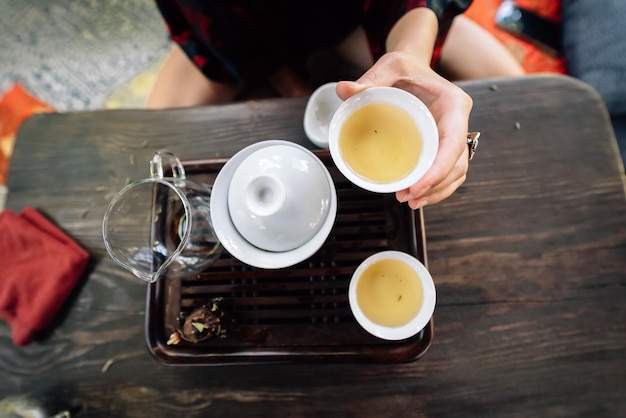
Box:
[3,75,626,417]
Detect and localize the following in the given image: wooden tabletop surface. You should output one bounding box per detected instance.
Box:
[3,74,626,417]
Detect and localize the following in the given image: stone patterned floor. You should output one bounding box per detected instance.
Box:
[0,0,173,209]
[0,0,172,111]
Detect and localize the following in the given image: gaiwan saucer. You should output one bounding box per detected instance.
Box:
[210,140,337,269]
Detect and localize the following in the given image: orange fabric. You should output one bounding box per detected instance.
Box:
[464,0,566,74]
[0,83,56,185]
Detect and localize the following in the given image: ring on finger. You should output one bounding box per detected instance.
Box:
[466,132,480,161]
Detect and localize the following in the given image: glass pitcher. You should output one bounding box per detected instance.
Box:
[102,150,222,283]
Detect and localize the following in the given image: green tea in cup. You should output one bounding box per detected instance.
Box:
[329,86,438,193]
[348,250,436,340]
[355,257,424,327]
[339,102,423,184]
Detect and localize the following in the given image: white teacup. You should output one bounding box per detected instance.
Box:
[303,82,342,149]
[348,250,436,340]
[329,87,438,193]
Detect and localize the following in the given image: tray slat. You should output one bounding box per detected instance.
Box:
[146,151,433,364]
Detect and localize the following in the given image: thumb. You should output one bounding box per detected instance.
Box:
[335,80,368,101]
[336,59,396,100]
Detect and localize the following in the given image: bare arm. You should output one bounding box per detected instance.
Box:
[145,44,238,109]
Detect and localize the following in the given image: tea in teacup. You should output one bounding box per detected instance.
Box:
[356,257,423,327]
[339,103,422,183]
[329,86,438,194]
[348,250,436,340]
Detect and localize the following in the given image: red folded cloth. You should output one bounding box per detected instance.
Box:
[0,207,89,346]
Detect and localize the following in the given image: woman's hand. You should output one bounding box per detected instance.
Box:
[336,50,473,209]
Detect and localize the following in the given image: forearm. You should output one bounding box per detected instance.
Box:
[385,8,439,66]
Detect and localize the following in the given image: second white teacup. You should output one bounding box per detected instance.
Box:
[329,86,438,193]
[348,250,436,340]
[303,82,342,149]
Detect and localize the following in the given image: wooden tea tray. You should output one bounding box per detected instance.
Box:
[145,151,433,365]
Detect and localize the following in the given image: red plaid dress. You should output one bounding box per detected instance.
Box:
[155,0,472,88]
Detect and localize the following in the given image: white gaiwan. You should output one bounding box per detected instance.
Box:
[211,140,337,269]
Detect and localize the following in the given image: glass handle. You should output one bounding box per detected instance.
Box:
[150,150,187,180]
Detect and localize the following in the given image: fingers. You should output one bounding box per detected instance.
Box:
[398,98,473,209]
[395,89,472,208]
[398,150,469,209]
[406,174,467,209]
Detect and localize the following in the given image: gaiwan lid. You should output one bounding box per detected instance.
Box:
[227,143,333,252]
[210,140,338,269]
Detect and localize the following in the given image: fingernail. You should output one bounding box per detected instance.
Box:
[400,194,415,203]
[411,200,428,210]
